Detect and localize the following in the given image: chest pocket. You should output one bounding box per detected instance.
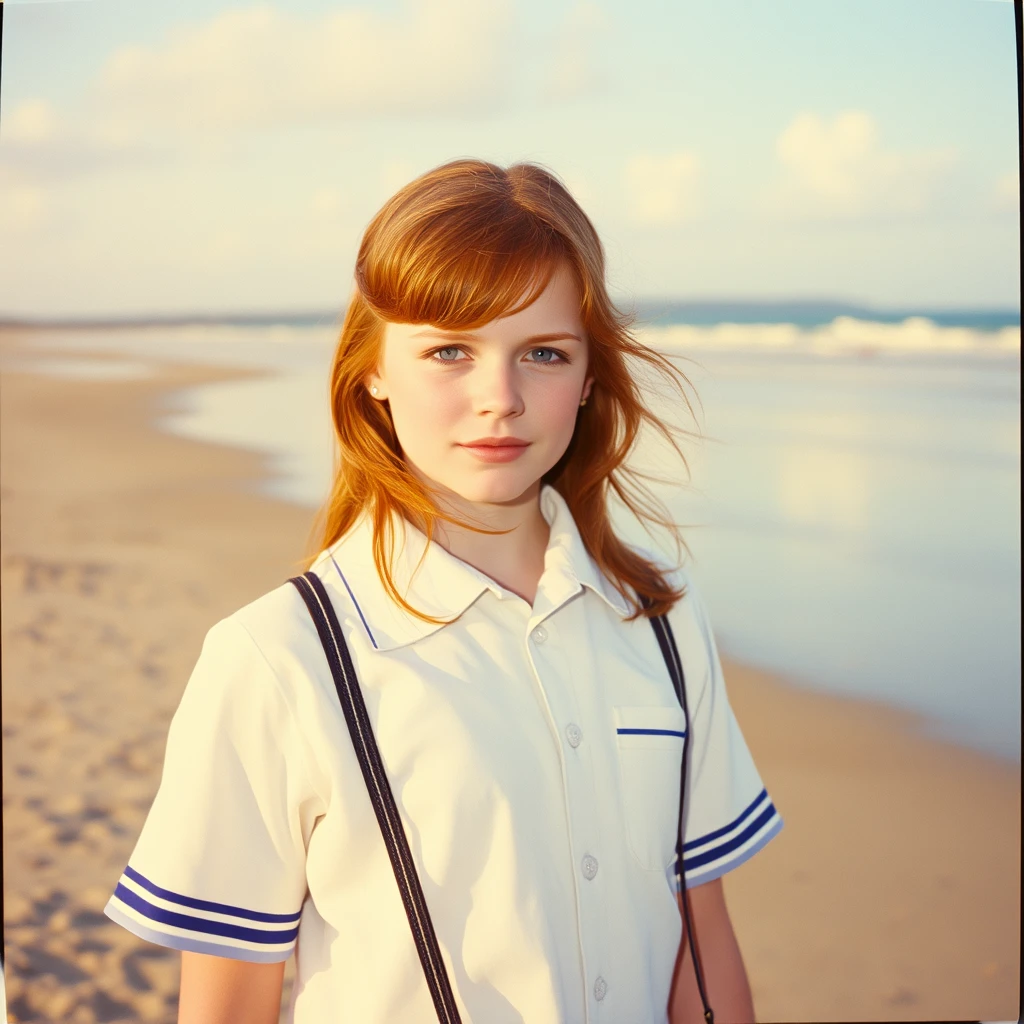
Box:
[613,704,688,872]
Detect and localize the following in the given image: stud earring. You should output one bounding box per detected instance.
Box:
[580,397,587,407]
[371,386,379,395]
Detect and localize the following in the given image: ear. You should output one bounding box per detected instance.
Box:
[582,375,594,401]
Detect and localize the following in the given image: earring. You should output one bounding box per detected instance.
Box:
[371,386,379,395]
[580,397,587,407]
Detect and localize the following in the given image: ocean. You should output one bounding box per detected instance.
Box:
[11,309,1020,762]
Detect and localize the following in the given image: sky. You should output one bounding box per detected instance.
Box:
[0,0,1019,318]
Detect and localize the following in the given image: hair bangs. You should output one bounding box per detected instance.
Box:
[356,183,569,330]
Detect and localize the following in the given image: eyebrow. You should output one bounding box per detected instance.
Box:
[410,329,584,344]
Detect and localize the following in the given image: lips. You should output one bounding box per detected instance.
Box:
[458,438,531,463]
[460,438,530,447]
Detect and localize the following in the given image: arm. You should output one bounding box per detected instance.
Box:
[178,951,285,1024]
[669,878,755,1024]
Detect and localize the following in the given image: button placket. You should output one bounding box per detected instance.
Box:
[524,610,605,1021]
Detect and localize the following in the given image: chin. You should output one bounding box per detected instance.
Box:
[456,476,535,505]
[427,468,540,508]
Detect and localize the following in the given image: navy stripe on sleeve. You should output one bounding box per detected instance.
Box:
[683,788,769,854]
[681,802,779,872]
[114,883,300,945]
[124,866,302,924]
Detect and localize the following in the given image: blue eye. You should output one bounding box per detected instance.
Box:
[528,348,568,364]
[432,346,463,362]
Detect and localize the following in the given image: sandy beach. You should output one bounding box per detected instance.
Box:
[1,327,1019,1023]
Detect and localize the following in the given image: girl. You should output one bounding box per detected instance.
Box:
[104,159,783,1023]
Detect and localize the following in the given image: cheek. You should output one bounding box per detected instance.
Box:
[533,378,585,430]
[389,373,462,438]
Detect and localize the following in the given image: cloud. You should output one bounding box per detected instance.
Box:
[0,97,163,182]
[766,110,958,219]
[1,1,602,184]
[623,152,700,225]
[993,169,1019,211]
[3,99,60,145]
[90,0,517,143]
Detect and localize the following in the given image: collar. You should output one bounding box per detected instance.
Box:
[312,484,632,652]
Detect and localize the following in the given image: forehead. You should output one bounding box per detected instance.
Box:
[491,263,583,328]
[386,262,584,339]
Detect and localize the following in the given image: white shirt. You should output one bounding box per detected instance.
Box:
[105,483,783,1023]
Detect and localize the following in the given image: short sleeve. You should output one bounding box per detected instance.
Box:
[667,572,784,890]
[104,617,320,962]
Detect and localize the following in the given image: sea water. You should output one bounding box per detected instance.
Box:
[13,318,1020,761]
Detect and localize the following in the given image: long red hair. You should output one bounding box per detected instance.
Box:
[305,158,699,622]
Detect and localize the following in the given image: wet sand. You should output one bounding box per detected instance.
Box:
[1,328,1019,1023]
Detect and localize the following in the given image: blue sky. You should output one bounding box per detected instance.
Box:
[0,0,1018,317]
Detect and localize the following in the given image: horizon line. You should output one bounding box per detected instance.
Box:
[0,296,1019,330]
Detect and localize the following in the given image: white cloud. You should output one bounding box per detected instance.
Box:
[0,95,162,182]
[91,0,517,144]
[766,110,958,219]
[2,99,60,145]
[0,156,361,316]
[623,152,700,225]
[993,169,1019,211]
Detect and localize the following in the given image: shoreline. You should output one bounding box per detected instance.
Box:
[1,329,1019,1023]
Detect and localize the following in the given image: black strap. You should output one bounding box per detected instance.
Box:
[641,592,715,1024]
[289,572,462,1024]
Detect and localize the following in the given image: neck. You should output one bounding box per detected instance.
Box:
[425,481,552,602]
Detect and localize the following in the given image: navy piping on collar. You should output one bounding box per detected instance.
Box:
[329,551,378,650]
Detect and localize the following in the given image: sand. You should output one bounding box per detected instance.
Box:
[1,327,1019,1023]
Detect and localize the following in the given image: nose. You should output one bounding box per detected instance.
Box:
[471,358,525,418]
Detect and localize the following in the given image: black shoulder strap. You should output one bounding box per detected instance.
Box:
[289,571,462,1024]
[640,592,715,1024]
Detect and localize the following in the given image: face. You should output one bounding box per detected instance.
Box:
[367,262,594,513]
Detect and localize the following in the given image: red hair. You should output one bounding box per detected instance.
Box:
[305,158,699,622]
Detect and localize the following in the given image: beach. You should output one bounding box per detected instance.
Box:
[0,327,1019,1023]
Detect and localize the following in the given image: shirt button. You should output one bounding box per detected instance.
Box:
[581,854,599,880]
[565,723,583,748]
[593,976,608,1001]
[530,625,548,644]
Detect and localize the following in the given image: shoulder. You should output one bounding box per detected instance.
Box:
[196,578,310,665]
[228,577,315,653]
[185,574,333,716]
